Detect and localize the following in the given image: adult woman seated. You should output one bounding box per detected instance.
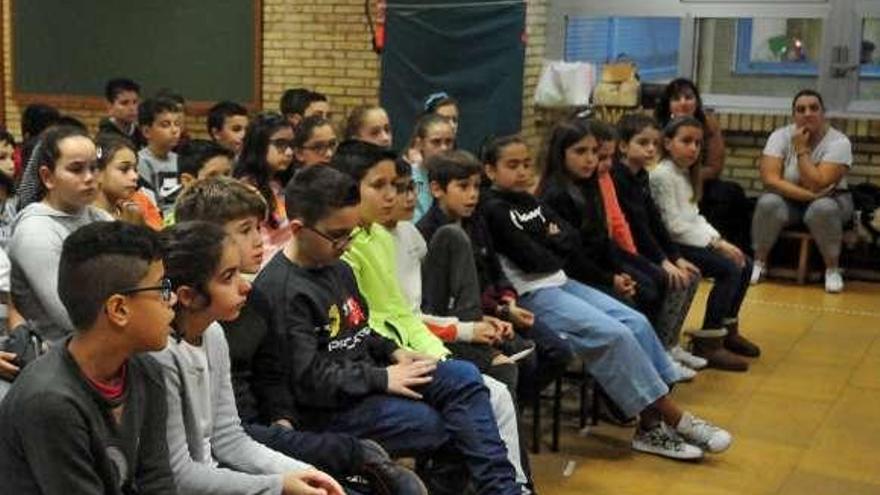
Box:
[750,89,853,293]
[655,79,752,252]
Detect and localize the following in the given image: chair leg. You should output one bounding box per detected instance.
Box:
[797,237,810,285]
[531,389,541,455]
[591,380,600,426]
[579,375,588,429]
[551,377,562,452]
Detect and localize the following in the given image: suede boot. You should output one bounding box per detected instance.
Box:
[722,319,761,358]
[689,333,749,372]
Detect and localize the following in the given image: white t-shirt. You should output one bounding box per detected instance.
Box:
[763,124,853,190]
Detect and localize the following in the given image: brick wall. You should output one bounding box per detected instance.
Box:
[2,0,547,148]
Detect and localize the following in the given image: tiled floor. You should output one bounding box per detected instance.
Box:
[530,280,880,495]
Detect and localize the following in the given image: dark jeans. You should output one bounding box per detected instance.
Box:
[700,178,753,255]
[676,244,752,329]
[244,423,362,479]
[318,359,519,495]
[516,323,574,404]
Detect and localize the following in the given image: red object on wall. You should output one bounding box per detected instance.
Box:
[374,0,386,53]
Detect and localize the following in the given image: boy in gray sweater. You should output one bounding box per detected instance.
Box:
[0,221,177,494]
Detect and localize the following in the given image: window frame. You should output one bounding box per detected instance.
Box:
[546,0,880,117]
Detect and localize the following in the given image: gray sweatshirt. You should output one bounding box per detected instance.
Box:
[151,323,311,495]
[8,202,112,341]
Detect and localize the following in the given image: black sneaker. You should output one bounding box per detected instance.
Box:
[359,439,428,495]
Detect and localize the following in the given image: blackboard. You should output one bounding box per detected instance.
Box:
[12,0,261,105]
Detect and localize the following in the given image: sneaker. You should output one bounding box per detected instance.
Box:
[359,439,428,495]
[675,412,732,454]
[750,261,765,285]
[825,268,844,293]
[672,360,697,382]
[632,423,704,460]
[669,345,708,370]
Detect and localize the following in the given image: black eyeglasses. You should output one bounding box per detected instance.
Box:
[303,225,355,250]
[119,278,174,302]
[270,138,296,151]
[301,139,338,154]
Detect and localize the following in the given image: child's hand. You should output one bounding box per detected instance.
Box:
[483,315,514,341]
[0,351,19,380]
[273,419,294,430]
[282,469,345,495]
[715,240,746,268]
[472,321,500,345]
[547,222,561,235]
[386,360,436,400]
[661,259,688,291]
[391,349,437,365]
[507,302,535,329]
[116,200,147,227]
[613,273,637,298]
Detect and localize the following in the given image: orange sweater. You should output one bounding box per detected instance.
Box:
[598,171,637,255]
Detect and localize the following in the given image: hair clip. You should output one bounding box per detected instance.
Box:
[424,91,450,111]
[96,146,103,161]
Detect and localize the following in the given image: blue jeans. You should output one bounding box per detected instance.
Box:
[519,279,674,418]
[244,423,361,478]
[320,359,518,495]
[676,244,752,329]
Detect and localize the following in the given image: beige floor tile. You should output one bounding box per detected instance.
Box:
[779,469,880,495]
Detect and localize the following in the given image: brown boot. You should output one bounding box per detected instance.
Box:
[690,334,749,372]
[723,319,761,358]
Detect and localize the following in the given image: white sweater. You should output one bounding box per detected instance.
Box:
[649,159,720,248]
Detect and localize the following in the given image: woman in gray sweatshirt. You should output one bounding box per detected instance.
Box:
[154,220,344,495]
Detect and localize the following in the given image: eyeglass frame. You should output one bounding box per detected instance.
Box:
[300,139,339,154]
[118,278,174,302]
[303,225,356,250]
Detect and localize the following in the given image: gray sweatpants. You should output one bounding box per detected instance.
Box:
[751,192,854,263]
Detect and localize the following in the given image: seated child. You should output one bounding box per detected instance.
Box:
[401,114,456,221]
[0,129,17,249]
[385,155,520,396]
[93,132,163,229]
[482,133,732,460]
[154,221,344,495]
[175,177,425,494]
[9,126,112,342]
[611,114,707,370]
[234,113,296,266]
[292,115,338,169]
[280,88,330,129]
[345,104,393,149]
[208,100,249,157]
[649,117,760,369]
[417,149,573,404]
[98,77,143,148]
[137,96,183,215]
[0,221,176,493]
[253,164,519,495]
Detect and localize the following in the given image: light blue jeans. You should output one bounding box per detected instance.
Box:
[519,279,675,418]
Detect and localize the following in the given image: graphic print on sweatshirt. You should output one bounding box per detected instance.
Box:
[324,295,370,352]
[509,204,548,233]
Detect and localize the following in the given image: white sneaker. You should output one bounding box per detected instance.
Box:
[825,269,844,293]
[675,412,732,454]
[750,261,765,285]
[669,345,708,370]
[672,360,697,382]
[632,423,704,461]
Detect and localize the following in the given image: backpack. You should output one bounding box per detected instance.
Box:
[852,182,880,244]
[0,322,48,382]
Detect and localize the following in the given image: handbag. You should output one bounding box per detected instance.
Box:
[0,322,47,381]
[592,60,641,107]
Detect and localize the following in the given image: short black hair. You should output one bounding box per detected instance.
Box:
[293,115,333,150]
[280,88,327,118]
[792,89,825,113]
[178,139,234,179]
[162,221,228,309]
[330,139,397,185]
[0,128,15,148]
[21,104,61,139]
[426,150,481,189]
[175,176,266,225]
[285,165,360,226]
[207,101,248,135]
[154,88,185,107]
[56,115,87,131]
[59,221,163,330]
[104,78,141,102]
[587,119,617,143]
[479,134,525,165]
[617,113,661,143]
[138,96,181,127]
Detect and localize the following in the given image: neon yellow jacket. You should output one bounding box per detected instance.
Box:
[342,224,450,358]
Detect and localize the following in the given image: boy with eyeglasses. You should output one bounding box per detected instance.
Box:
[0,221,177,494]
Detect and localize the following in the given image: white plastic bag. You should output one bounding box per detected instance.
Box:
[534,60,597,107]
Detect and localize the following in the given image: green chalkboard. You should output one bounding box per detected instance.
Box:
[13,0,260,104]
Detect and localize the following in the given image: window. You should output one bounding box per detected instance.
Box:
[564,16,680,82]
[733,18,823,76]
